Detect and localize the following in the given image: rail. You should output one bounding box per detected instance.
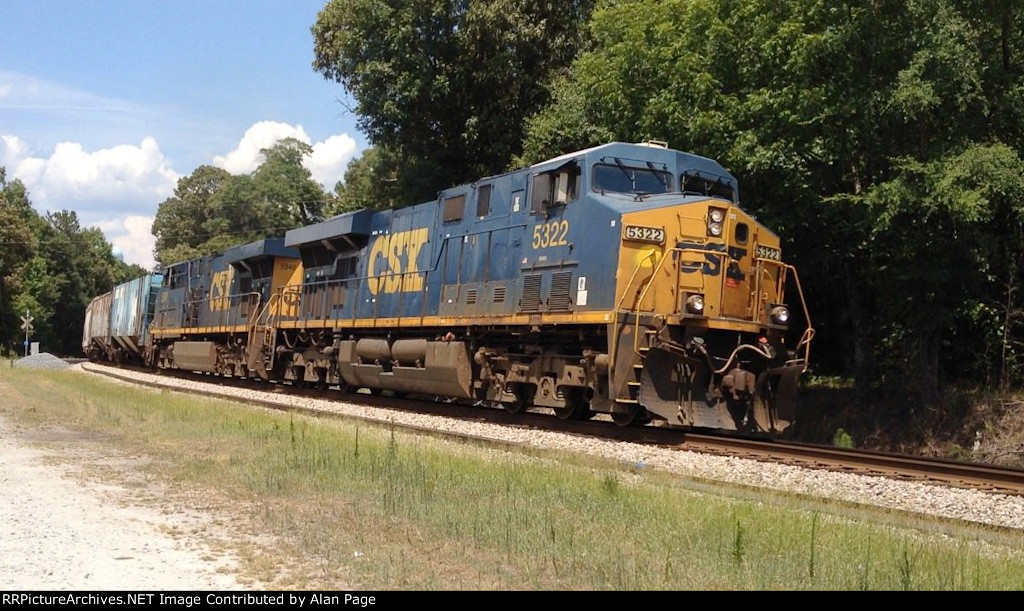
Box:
[83,362,1024,501]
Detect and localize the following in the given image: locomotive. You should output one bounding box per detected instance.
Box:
[84,142,812,434]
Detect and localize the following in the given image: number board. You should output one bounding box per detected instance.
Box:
[623,225,665,245]
[755,245,782,261]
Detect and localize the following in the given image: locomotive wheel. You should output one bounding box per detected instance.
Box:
[503,399,527,414]
[553,389,589,421]
[575,406,596,420]
[315,369,328,391]
[611,404,649,427]
[369,387,384,396]
[502,383,532,415]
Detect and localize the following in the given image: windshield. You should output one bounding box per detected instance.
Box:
[592,163,672,195]
[681,173,735,201]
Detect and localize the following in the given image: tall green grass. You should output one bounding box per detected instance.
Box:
[3,368,1024,590]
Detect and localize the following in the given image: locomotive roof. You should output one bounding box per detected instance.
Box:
[532,142,738,195]
[221,238,299,264]
[284,209,375,248]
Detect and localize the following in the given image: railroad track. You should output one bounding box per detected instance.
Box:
[81,362,1024,496]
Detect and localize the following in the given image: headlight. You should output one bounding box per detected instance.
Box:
[770,305,790,325]
[686,294,705,314]
[708,208,726,237]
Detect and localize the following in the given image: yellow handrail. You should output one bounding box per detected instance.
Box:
[629,246,731,357]
[608,249,658,378]
[619,248,815,371]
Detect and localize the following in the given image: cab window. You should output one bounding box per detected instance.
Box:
[681,173,735,201]
[593,163,671,195]
[530,161,581,214]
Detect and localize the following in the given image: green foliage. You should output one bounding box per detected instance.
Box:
[253,138,327,225]
[313,0,594,203]
[327,146,403,215]
[833,428,856,449]
[521,0,1024,406]
[0,171,139,355]
[152,140,329,265]
[151,165,230,264]
[731,516,745,567]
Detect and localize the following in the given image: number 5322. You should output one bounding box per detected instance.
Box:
[532,220,569,249]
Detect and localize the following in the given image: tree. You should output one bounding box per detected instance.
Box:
[152,141,329,264]
[2,167,148,355]
[312,0,594,203]
[327,146,436,215]
[252,138,327,225]
[11,211,142,355]
[0,168,39,353]
[152,165,231,264]
[521,0,1024,405]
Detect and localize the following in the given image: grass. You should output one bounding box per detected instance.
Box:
[2,367,1024,589]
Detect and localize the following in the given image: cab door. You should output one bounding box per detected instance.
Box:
[718,213,753,320]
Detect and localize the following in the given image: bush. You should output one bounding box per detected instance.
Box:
[833,428,856,448]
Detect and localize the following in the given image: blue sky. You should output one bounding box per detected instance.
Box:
[0,1,366,268]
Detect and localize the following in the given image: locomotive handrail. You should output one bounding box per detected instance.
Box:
[155,291,262,332]
[609,249,658,378]
[767,260,814,372]
[630,248,683,357]
[623,248,814,372]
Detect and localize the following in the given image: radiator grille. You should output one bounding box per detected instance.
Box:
[466,288,478,305]
[548,271,573,311]
[520,275,542,312]
[493,286,506,303]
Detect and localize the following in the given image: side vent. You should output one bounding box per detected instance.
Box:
[466,288,478,305]
[548,271,573,311]
[520,274,542,312]
[493,286,506,303]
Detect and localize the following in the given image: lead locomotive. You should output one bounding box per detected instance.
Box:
[84,142,812,434]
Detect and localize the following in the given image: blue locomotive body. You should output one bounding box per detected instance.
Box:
[92,142,812,434]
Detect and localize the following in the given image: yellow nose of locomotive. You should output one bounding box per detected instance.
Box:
[617,201,791,332]
[611,198,813,434]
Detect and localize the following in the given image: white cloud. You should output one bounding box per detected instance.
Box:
[1,134,29,169]
[0,119,361,270]
[2,136,179,217]
[213,121,309,174]
[306,133,358,189]
[96,216,157,270]
[213,120,358,189]
[1,134,175,269]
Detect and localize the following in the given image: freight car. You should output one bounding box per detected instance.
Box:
[89,142,813,435]
[83,273,163,363]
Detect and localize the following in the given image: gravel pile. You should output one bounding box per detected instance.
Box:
[80,363,1024,531]
[14,353,71,370]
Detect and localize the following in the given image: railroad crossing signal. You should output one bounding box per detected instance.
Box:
[20,310,33,357]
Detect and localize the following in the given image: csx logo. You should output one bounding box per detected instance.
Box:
[678,241,746,281]
[210,268,234,311]
[367,228,429,295]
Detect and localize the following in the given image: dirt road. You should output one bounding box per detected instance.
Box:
[0,414,245,590]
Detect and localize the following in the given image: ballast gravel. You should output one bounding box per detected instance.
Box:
[79,363,1024,531]
[14,352,70,370]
